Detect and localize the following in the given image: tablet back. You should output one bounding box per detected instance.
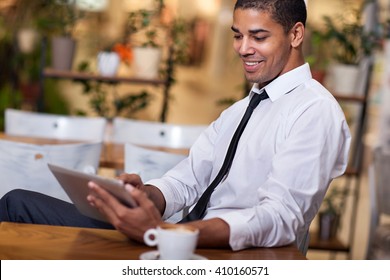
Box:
[48,163,136,222]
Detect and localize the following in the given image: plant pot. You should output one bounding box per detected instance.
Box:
[311,69,326,85]
[327,63,364,96]
[17,28,39,54]
[97,51,120,76]
[20,82,40,109]
[51,36,76,71]
[133,47,162,79]
[318,212,340,240]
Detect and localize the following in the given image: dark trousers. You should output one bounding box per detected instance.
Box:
[0,189,114,229]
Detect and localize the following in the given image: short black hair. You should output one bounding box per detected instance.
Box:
[234,0,307,33]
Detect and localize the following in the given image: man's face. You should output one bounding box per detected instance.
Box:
[232,8,293,86]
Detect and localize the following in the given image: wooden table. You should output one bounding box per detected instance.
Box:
[0,133,188,171]
[0,134,304,260]
[100,142,188,171]
[0,222,305,260]
[0,133,81,145]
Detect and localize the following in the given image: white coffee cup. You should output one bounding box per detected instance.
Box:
[143,224,199,260]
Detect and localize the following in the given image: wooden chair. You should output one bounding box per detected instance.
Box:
[5,108,107,142]
[366,147,390,259]
[0,139,102,202]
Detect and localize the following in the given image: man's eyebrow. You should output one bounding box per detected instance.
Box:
[231,26,240,33]
[249,28,268,34]
[231,26,268,34]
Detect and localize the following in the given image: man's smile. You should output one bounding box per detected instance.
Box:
[242,59,263,72]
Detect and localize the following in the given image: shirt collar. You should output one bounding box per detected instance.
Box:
[250,63,312,102]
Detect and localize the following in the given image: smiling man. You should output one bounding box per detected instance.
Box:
[0,0,351,255]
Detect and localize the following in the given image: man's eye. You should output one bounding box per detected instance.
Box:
[233,34,242,40]
[254,36,266,41]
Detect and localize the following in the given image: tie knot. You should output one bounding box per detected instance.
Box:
[248,90,269,109]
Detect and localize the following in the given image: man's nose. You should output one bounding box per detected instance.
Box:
[238,38,255,56]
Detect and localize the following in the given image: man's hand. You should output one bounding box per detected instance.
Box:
[87,181,163,242]
[117,173,167,214]
[117,173,145,190]
[86,173,230,248]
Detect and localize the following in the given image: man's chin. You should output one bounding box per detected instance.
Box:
[244,73,258,84]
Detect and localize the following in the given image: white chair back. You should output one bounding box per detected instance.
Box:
[0,139,102,202]
[124,143,186,182]
[111,117,207,148]
[5,109,107,142]
[124,142,187,222]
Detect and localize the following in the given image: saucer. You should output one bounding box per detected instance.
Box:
[139,250,207,260]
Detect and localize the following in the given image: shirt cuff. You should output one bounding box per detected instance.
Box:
[146,178,177,220]
[217,210,256,251]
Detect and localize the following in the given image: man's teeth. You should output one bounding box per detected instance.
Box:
[245,61,259,66]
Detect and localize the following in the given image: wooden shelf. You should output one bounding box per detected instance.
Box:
[344,166,359,176]
[42,68,171,122]
[309,231,350,252]
[333,93,366,103]
[43,68,167,86]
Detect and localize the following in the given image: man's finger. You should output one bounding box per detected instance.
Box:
[87,181,129,224]
[127,185,161,218]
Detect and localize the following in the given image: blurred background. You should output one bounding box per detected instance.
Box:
[1,0,390,260]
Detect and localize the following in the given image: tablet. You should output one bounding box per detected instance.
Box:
[48,163,137,222]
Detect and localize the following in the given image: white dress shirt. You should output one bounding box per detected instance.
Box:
[147,63,351,251]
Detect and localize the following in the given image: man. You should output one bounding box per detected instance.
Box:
[0,0,350,253]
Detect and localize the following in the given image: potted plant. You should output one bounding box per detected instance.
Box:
[79,0,189,121]
[96,43,122,76]
[125,4,163,79]
[122,0,190,121]
[36,0,86,71]
[317,187,347,240]
[319,0,381,95]
[74,61,151,119]
[0,1,70,114]
[0,1,41,108]
[14,2,40,55]
[305,26,329,84]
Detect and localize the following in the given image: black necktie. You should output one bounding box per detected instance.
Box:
[179,90,269,223]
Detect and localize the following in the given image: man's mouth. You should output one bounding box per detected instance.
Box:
[243,60,262,72]
[245,61,260,66]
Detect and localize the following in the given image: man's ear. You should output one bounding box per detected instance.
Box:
[290,22,305,48]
